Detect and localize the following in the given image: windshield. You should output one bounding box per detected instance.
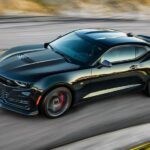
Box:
[50,32,102,65]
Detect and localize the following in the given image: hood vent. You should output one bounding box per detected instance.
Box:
[17,54,34,64]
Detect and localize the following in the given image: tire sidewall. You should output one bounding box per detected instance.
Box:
[42,87,72,118]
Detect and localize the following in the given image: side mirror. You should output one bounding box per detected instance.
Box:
[101,60,112,67]
[44,43,49,49]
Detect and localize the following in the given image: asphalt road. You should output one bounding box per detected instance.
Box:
[57,124,150,150]
[0,17,150,150]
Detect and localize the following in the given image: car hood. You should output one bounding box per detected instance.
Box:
[0,44,80,82]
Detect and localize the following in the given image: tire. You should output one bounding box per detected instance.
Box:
[144,81,150,96]
[41,87,72,118]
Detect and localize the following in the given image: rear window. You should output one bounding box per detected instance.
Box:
[88,32,126,40]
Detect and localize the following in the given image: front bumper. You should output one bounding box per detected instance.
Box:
[0,82,39,116]
[0,100,38,116]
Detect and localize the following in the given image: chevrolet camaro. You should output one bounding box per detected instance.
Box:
[0,29,150,118]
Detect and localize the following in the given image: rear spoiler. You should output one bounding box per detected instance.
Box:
[136,35,150,43]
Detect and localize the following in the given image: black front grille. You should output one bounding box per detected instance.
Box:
[0,76,17,87]
[0,83,32,111]
[0,86,8,100]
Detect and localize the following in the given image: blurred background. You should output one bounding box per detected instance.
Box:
[0,0,150,19]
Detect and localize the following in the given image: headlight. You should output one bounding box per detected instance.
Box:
[14,81,30,88]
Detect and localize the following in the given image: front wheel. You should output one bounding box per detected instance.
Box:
[41,87,72,118]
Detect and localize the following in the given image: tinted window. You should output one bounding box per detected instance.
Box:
[50,33,102,64]
[101,46,135,63]
[135,46,147,58]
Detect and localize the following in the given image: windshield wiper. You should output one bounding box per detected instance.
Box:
[49,44,54,51]
[55,51,72,63]
[49,44,72,63]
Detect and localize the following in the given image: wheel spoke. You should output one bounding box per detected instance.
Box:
[44,87,71,118]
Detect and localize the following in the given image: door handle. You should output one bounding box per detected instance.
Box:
[130,65,138,70]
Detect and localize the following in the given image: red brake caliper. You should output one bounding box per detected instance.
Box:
[59,93,65,107]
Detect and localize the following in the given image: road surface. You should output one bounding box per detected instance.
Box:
[0,17,150,150]
[56,123,150,150]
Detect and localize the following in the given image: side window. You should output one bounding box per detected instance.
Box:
[101,46,135,63]
[135,46,148,58]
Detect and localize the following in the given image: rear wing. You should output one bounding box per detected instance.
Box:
[136,35,150,43]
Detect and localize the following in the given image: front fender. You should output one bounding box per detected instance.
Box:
[32,68,92,105]
[33,72,73,94]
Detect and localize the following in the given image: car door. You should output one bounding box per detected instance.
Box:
[83,44,146,99]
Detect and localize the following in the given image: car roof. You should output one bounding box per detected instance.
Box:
[75,29,148,49]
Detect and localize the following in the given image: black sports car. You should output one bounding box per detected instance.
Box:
[0,29,150,118]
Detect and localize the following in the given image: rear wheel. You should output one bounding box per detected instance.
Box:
[41,87,72,118]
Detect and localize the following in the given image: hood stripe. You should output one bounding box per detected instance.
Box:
[0,48,45,62]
